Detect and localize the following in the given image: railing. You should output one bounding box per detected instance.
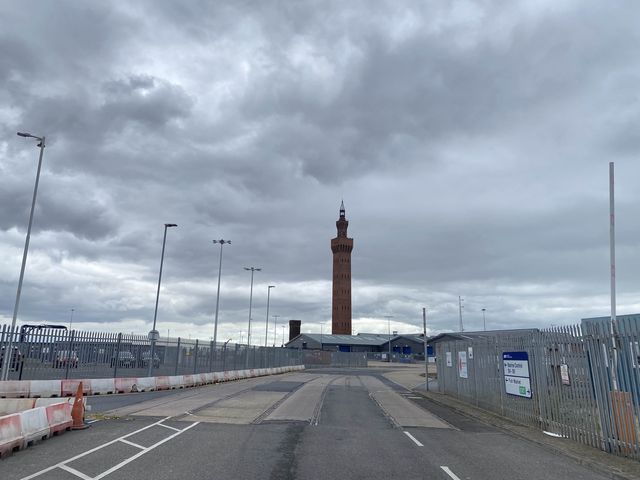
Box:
[434,318,640,461]
[0,324,302,381]
[302,350,368,368]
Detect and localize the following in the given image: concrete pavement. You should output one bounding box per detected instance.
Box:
[382,362,640,480]
[0,367,624,480]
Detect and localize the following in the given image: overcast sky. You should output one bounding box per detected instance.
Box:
[1,1,639,344]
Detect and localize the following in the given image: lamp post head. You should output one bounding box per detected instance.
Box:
[213,239,231,245]
[17,132,44,146]
[268,285,275,289]
[244,267,261,272]
[165,223,178,228]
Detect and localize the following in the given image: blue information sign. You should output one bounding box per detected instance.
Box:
[503,351,532,398]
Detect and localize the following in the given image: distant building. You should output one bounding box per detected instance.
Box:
[331,201,353,335]
[285,332,432,356]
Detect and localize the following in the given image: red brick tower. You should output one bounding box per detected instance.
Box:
[331,201,353,335]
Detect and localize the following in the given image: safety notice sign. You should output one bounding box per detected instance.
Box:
[503,351,532,398]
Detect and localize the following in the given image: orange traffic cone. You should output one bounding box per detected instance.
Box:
[71,382,89,430]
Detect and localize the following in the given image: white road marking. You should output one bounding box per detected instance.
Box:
[158,423,181,432]
[441,466,462,480]
[94,422,200,480]
[58,465,92,480]
[403,431,424,447]
[119,438,145,449]
[20,417,196,480]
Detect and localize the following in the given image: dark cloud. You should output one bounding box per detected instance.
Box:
[1,1,640,340]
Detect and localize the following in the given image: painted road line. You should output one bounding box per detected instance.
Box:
[403,431,424,447]
[58,464,92,480]
[21,417,173,480]
[158,422,181,432]
[441,466,462,480]
[93,422,200,480]
[119,438,146,449]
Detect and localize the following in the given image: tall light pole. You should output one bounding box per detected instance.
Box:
[265,285,275,347]
[481,308,486,331]
[69,308,75,330]
[384,315,394,361]
[148,223,177,377]
[423,307,428,391]
[244,266,261,347]
[458,296,464,332]
[281,325,285,347]
[272,314,280,347]
[2,132,46,381]
[609,162,619,390]
[212,239,230,348]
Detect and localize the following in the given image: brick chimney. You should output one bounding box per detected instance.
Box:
[289,320,301,341]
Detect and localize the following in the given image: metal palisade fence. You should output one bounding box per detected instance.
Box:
[435,315,640,461]
[0,324,302,381]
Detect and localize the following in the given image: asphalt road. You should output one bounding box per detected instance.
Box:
[1,369,614,480]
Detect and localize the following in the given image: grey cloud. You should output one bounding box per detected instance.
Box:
[2,1,640,338]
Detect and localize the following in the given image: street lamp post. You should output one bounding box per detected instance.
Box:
[69,308,75,330]
[272,315,280,347]
[265,285,275,347]
[148,223,177,377]
[244,267,261,347]
[281,325,285,347]
[481,308,487,331]
[384,315,394,362]
[212,239,230,348]
[2,132,46,381]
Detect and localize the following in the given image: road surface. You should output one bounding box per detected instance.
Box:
[2,368,613,479]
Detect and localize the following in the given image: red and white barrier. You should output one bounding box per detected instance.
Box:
[0,365,306,400]
[0,398,76,458]
[169,375,184,389]
[45,402,72,435]
[114,377,137,393]
[182,374,197,387]
[20,407,49,446]
[135,377,156,392]
[0,413,23,458]
[0,399,36,416]
[90,378,115,395]
[30,380,61,398]
[0,381,30,398]
[155,376,170,390]
[61,379,91,397]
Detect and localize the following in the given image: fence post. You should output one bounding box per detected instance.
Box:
[222,343,227,372]
[209,340,214,373]
[234,343,238,370]
[193,339,199,374]
[174,337,181,376]
[113,333,122,378]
